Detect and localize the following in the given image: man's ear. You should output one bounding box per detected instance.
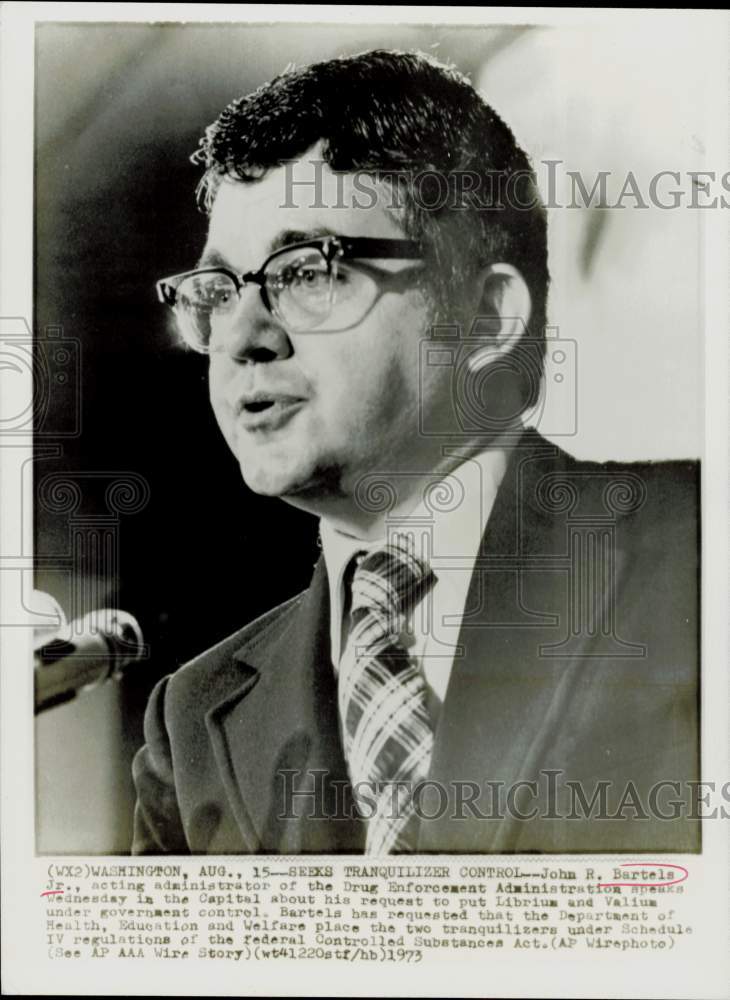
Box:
[464,264,532,430]
[474,264,532,355]
[466,263,532,372]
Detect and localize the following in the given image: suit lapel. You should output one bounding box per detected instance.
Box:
[419,430,601,852]
[206,558,364,853]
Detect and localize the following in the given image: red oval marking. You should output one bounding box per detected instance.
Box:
[41,890,64,896]
[598,863,688,888]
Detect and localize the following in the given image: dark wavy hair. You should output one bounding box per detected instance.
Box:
[192,49,549,409]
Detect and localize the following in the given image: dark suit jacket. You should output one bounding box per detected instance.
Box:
[132,429,700,854]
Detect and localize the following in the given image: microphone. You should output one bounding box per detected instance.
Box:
[34,603,145,714]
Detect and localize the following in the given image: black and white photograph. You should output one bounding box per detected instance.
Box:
[2,5,728,998]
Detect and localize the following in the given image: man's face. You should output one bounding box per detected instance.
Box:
[205,150,455,512]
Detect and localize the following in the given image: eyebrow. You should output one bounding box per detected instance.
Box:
[198,227,338,271]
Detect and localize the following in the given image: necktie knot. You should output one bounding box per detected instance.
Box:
[351,538,435,626]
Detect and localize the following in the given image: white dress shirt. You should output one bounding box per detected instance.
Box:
[319,444,510,722]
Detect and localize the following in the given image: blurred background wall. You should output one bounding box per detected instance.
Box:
[34,18,705,852]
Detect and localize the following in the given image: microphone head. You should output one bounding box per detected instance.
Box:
[73,608,145,674]
[93,608,144,667]
[34,605,146,712]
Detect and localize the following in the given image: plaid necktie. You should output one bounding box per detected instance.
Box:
[338,537,436,854]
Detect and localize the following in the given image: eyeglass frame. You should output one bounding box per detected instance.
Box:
[155,235,424,343]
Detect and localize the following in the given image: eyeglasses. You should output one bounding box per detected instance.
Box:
[156,235,423,353]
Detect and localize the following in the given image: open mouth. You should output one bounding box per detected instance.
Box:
[237,395,305,429]
[244,400,275,413]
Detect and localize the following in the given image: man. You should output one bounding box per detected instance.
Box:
[132,49,700,855]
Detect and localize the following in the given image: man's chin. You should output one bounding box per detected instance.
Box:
[239,463,299,498]
[238,457,346,505]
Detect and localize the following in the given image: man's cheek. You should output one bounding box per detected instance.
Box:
[211,399,233,446]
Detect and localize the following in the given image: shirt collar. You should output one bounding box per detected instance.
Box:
[319,440,512,664]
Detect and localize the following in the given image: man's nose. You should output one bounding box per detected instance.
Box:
[212,285,293,363]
